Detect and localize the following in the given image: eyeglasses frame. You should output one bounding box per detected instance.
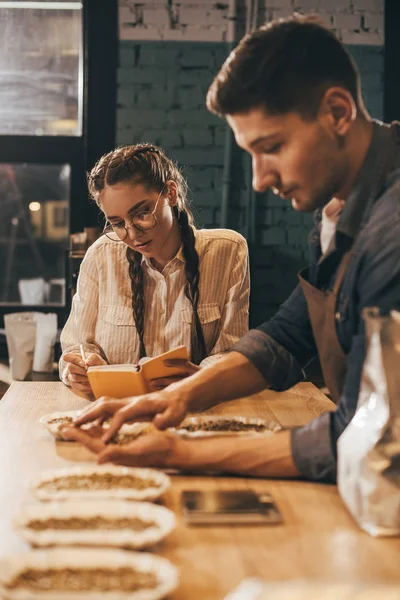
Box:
[103,184,168,242]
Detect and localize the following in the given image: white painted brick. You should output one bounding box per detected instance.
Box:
[293,0,323,9]
[208,6,230,27]
[363,11,384,30]
[119,6,136,24]
[118,0,384,44]
[333,12,362,30]
[268,0,293,8]
[180,0,217,5]
[142,6,170,27]
[314,11,334,25]
[353,0,383,10]
[179,6,209,26]
[271,8,296,21]
[341,30,383,45]
[119,25,163,41]
[319,0,351,9]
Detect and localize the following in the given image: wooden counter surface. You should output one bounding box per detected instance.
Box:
[0,381,399,599]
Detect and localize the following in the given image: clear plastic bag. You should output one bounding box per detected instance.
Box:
[337,308,400,537]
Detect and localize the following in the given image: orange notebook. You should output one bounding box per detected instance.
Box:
[87,345,189,399]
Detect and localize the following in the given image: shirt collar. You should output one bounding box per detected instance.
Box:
[337,120,398,240]
[140,236,189,270]
[313,120,400,239]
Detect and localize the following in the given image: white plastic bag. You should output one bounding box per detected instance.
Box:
[4,312,58,379]
[4,312,37,380]
[337,308,400,537]
[33,312,57,373]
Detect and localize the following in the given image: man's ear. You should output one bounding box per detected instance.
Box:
[166,179,178,206]
[319,87,356,137]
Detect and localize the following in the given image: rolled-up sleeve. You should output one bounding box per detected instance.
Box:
[291,413,335,482]
[233,283,316,390]
[232,329,304,390]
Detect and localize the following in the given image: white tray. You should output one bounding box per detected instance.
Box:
[39,410,148,441]
[0,547,178,600]
[32,465,171,502]
[169,415,282,438]
[15,499,176,550]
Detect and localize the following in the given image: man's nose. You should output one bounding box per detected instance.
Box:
[252,156,279,193]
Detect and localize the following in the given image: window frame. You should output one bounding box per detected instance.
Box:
[0,0,117,333]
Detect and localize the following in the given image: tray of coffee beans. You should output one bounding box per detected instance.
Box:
[0,547,178,600]
[169,416,282,438]
[32,465,171,502]
[39,410,148,441]
[15,499,176,550]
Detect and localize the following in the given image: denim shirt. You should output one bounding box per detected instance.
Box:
[233,120,400,482]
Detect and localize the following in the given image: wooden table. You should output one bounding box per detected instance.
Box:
[0,381,399,599]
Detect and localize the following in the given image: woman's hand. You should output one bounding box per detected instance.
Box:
[147,359,200,391]
[62,352,107,395]
[60,425,177,468]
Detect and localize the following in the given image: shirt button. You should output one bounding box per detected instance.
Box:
[160,309,165,314]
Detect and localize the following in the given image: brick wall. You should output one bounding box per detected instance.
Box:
[117,0,384,325]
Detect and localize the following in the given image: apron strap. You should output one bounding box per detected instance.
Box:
[332,250,353,296]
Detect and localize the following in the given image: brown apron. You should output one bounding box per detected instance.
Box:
[299,123,400,403]
[299,251,352,403]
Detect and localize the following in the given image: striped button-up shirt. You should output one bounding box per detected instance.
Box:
[59,228,249,379]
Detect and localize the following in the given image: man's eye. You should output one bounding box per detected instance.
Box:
[113,221,125,228]
[263,143,282,154]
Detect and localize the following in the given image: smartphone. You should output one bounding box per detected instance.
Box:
[181,489,283,525]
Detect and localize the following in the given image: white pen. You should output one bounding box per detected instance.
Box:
[79,344,88,370]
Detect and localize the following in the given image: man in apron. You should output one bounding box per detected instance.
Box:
[66,15,400,483]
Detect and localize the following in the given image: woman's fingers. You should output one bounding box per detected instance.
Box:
[85,353,107,367]
[70,381,92,394]
[68,372,88,383]
[63,352,86,370]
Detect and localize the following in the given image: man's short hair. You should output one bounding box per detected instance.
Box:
[206,14,364,120]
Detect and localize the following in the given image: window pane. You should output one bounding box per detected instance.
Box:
[0,162,70,305]
[0,1,83,136]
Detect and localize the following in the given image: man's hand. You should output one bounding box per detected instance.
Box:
[61,425,177,468]
[73,397,132,426]
[147,359,200,391]
[60,423,106,453]
[71,385,190,444]
[61,424,300,479]
[62,352,107,395]
[101,386,190,443]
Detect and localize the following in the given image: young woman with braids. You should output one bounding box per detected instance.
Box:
[59,144,250,396]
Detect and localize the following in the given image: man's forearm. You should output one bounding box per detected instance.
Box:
[175,351,268,412]
[167,430,300,478]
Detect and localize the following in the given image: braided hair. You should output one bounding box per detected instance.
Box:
[87,143,207,364]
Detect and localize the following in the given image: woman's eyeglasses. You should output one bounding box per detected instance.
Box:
[103,185,167,242]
